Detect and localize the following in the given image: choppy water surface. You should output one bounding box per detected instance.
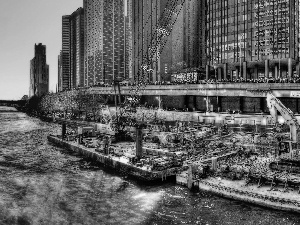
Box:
[1,107,300,225]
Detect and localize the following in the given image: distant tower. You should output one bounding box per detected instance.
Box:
[58,51,63,92]
[29,43,49,97]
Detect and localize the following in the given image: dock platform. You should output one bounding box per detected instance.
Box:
[47,135,181,182]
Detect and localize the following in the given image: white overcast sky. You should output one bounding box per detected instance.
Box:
[0,0,82,100]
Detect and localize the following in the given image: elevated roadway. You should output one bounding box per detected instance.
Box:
[88,83,300,98]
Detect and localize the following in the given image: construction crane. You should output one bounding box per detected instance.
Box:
[266,92,300,157]
[112,0,187,139]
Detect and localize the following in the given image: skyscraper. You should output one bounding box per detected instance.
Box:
[61,15,71,90]
[132,0,206,82]
[58,51,63,92]
[29,43,49,97]
[70,8,85,88]
[206,0,300,80]
[60,7,85,91]
[83,0,128,86]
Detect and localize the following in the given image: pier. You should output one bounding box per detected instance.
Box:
[47,135,181,182]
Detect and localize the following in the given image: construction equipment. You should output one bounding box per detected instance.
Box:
[266,92,300,158]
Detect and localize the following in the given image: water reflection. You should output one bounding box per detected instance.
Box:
[1,107,300,225]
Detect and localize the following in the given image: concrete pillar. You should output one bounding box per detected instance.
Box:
[218,67,222,80]
[288,58,293,79]
[223,63,228,80]
[62,123,66,139]
[103,137,109,155]
[136,127,143,159]
[254,66,258,79]
[236,68,240,80]
[217,96,222,112]
[206,65,210,80]
[243,61,247,79]
[117,84,122,104]
[206,96,209,112]
[265,59,269,78]
[275,65,278,79]
[193,96,197,111]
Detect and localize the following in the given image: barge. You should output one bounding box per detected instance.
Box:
[47,135,182,182]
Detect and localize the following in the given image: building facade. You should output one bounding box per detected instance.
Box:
[206,0,300,80]
[29,43,49,97]
[83,0,129,86]
[132,0,206,82]
[59,8,85,91]
[61,15,71,90]
[70,8,85,88]
[58,51,63,92]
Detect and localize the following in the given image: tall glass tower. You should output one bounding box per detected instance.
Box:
[206,0,300,80]
[84,0,128,86]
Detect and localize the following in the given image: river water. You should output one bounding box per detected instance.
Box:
[0,106,300,225]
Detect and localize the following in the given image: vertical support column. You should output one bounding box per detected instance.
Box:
[288,58,293,79]
[275,65,278,79]
[62,123,66,139]
[206,65,210,80]
[193,96,197,111]
[236,68,240,80]
[218,67,222,80]
[136,126,143,159]
[158,95,162,109]
[117,83,122,104]
[217,96,222,112]
[265,59,269,78]
[243,61,247,79]
[223,63,228,80]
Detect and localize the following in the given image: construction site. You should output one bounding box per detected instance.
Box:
[45,0,300,214]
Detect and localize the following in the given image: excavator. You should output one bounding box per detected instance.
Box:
[266,92,300,172]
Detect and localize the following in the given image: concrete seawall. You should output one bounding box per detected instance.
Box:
[47,135,179,182]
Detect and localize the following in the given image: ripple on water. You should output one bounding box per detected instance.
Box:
[1,110,300,224]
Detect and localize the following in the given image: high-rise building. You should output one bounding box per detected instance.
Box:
[70,8,85,88]
[132,0,168,83]
[206,0,300,80]
[61,15,71,90]
[132,0,206,82]
[58,51,63,92]
[59,8,84,91]
[83,0,128,86]
[29,43,49,97]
